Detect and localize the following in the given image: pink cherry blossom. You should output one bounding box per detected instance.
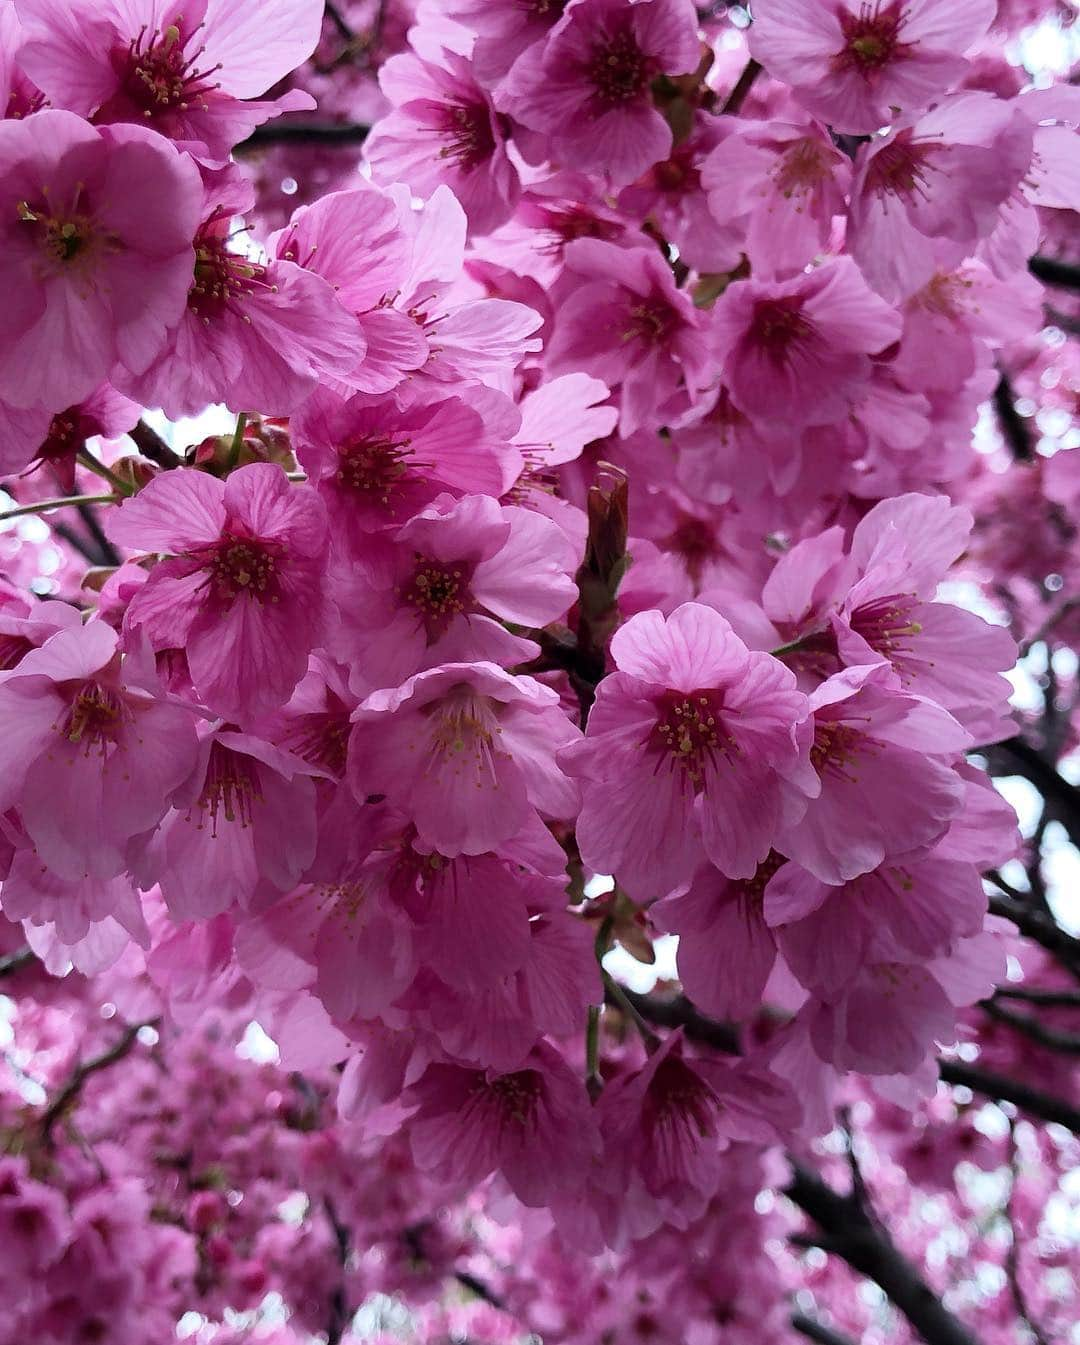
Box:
[0,109,201,411]
[0,620,199,881]
[15,0,323,163]
[367,49,521,235]
[749,0,997,135]
[562,603,810,897]
[106,464,329,722]
[501,0,702,188]
[711,258,901,430]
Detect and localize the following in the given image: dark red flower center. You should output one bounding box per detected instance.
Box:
[484,1070,542,1126]
[809,720,863,780]
[747,297,815,366]
[402,556,472,637]
[189,228,273,321]
[836,3,906,75]
[438,101,497,169]
[61,682,126,752]
[863,133,942,201]
[119,21,222,116]
[651,689,732,789]
[336,435,415,503]
[207,534,280,604]
[589,31,650,105]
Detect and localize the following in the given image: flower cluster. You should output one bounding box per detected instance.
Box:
[0,0,1077,1330]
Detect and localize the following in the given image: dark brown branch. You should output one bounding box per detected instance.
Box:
[987,888,1080,980]
[995,986,1080,1008]
[1028,254,1080,290]
[786,1161,980,1345]
[325,1197,352,1345]
[719,58,762,115]
[455,1269,506,1310]
[617,987,741,1055]
[938,1060,1080,1134]
[76,503,121,567]
[791,1312,859,1345]
[41,1021,156,1139]
[981,998,1080,1054]
[992,374,1033,461]
[236,121,371,151]
[129,419,185,471]
[0,947,33,978]
[990,737,1080,851]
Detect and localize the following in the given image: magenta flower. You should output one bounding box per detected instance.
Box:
[0,109,200,412]
[367,50,521,235]
[270,184,428,395]
[561,604,810,897]
[0,620,199,881]
[122,179,365,418]
[848,93,1034,301]
[655,855,786,1021]
[292,388,523,540]
[547,240,711,436]
[133,727,320,919]
[712,259,901,430]
[406,1041,599,1207]
[774,665,970,885]
[348,662,581,857]
[748,0,997,135]
[15,0,323,163]
[502,0,702,188]
[702,118,852,279]
[765,852,987,996]
[332,493,578,685]
[106,464,329,722]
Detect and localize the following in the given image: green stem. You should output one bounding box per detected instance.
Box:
[76,450,133,496]
[225,413,248,473]
[1,492,120,523]
[602,970,661,1052]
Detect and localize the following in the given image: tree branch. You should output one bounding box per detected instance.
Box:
[0,947,33,978]
[719,58,763,115]
[786,1160,980,1345]
[41,1021,157,1139]
[128,419,185,471]
[791,1312,859,1345]
[981,998,1080,1054]
[992,374,1033,461]
[1028,254,1080,291]
[617,986,741,1055]
[986,887,1080,980]
[236,121,371,151]
[938,1060,1080,1134]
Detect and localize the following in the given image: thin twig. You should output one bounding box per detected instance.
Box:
[0,493,120,523]
[1004,1122,1053,1345]
[235,121,371,151]
[719,58,763,115]
[981,999,1080,1054]
[0,947,33,978]
[791,1312,859,1345]
[129,419,184,471]
[41,1021,157,1140]
[939,1060,1080,1135]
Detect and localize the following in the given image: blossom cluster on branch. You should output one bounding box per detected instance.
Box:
[0,0,1078,1341]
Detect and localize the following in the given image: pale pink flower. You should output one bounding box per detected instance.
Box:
[15,0,322,163]
[0,620,199,880]
[561,604,811,897]
[406,1041,600,1207]
[774,664,970,885]
[546,240,712,436]
[106,464,329,722]
[712,259,901,430]
[654,855,786,1021]
[348,661,581,857]
[0,109,200,411]
[122,176,364,418]
[292,387,523,542]
[270,184,428,395]
[132,727,321,919]
[702,118,852,278]
[501,0,702,188]
[748,0,997,135]
[331,492,578,686]
[848,93,1034,301]
[367,50,521,235]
